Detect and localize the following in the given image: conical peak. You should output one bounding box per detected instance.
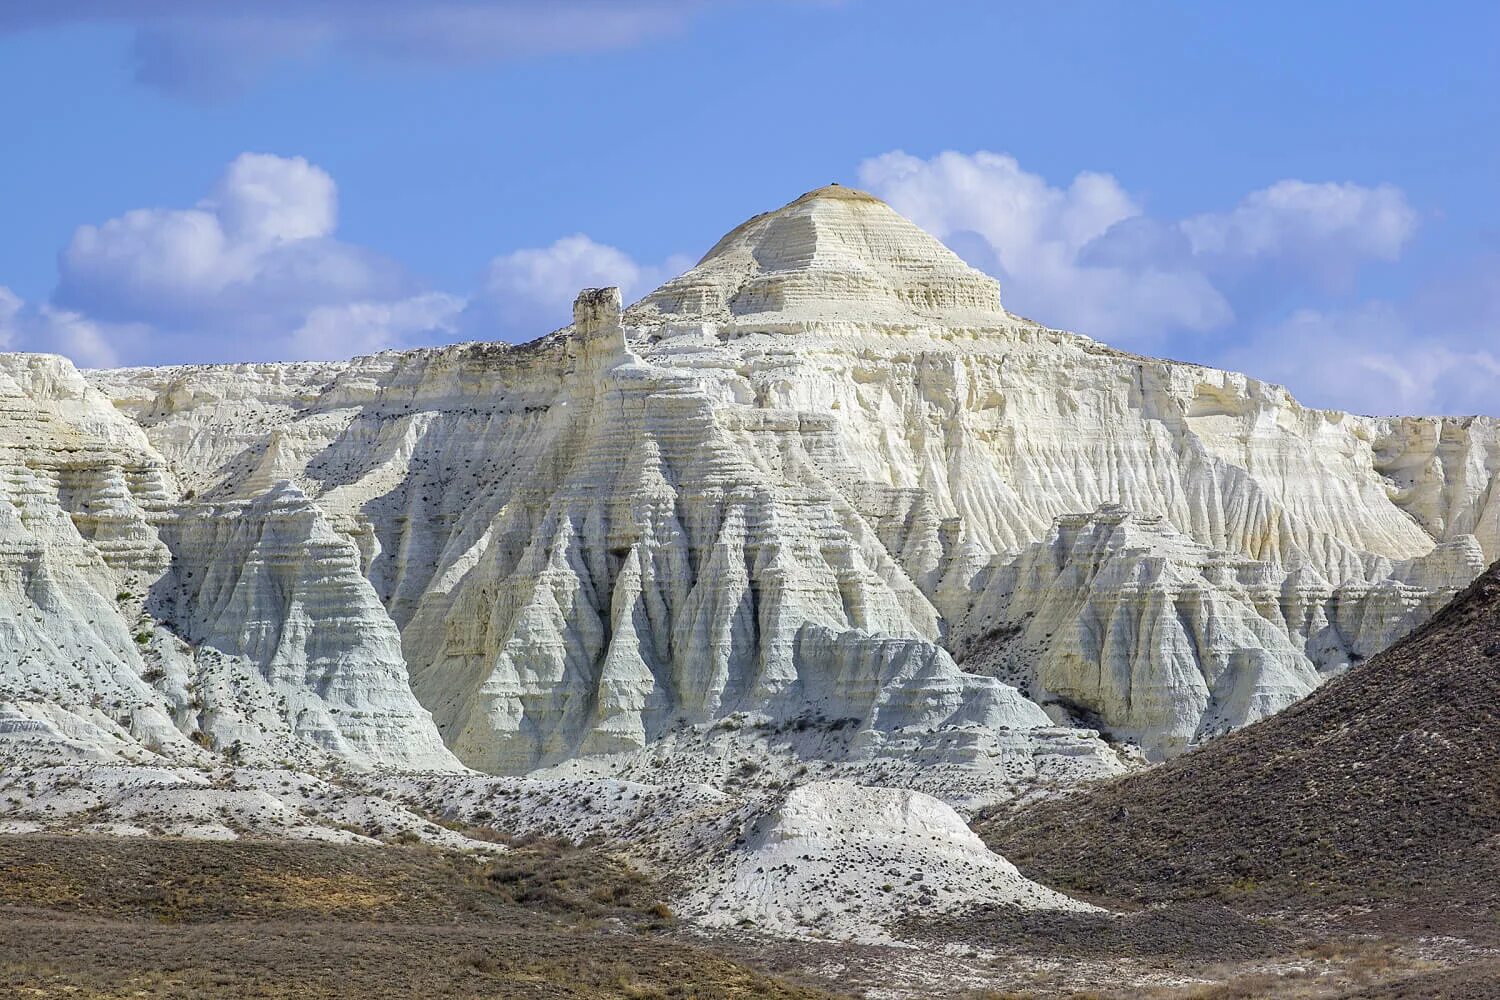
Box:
[788,183,886,206]
[691,183,891,268]
[627,185,1006,330]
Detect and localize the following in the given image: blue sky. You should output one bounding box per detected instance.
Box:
[0,1,1495,416]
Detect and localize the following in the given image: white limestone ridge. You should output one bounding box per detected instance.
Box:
[0,353,457,773]
[1,184,1497,780]
[957,505,1487,754]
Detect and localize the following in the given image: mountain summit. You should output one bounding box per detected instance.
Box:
[627,184,1007,329]
[1,184,1496,783]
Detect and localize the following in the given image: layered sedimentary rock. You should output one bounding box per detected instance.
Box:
[957,506,1484,753]
[157,482,457,768]
[0,353,456,771]
[0,184,1492,775]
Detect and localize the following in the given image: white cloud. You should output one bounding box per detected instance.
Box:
[60,206,239,310]
[1216,255,1500,416]
[857,149,1500,417]
[35,308,129,369]
[1180,180,1417,292]
[466,235,691,339]
[1,2,727,97]
[20,142,1478,418]
[858,149,1420,350]
[1221,302,1500,417]
[859,151,1139,270]
[56,152,395,331]
[0,290,145,368]
[0,286,21,349]
[13,152,689,366]
[45,152,426,362]
[1182,180,1416,263]
[209,152,338,244]
[858,150,1232,344]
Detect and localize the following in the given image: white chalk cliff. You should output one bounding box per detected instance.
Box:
[4,185,1497,773]
[0,354,457,772]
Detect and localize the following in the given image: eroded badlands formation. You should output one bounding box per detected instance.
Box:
[2,184,1497,938]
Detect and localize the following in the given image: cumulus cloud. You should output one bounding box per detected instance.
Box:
[1222,301,1500,417]
[859,152,1139,266]
[210,152,338,244]
[1182,180,1416,263]
[859,151,1233,344]
[14,142,1483,417]
[54,152,407,336]
[1235,254,1500,416]
[10,151,686,367]
[14,152,449,364]
[0,287,21,349]
[463,235,691,339]
[289,293,466,361]
[859,150,1419,349]
[0,291,144,368]
[32,309,133,369]
[857,149,1500,417]
[1,2,726,97]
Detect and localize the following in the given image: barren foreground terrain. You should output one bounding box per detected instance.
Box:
[4,832,1499,999]
[0,834,835,1000]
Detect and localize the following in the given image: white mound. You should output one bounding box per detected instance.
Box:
[681,780,1093,942]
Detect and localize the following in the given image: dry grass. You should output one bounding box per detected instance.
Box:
[0,834,839,999]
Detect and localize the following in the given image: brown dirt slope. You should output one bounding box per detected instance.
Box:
[0,834,841,1000]
[982,559,1500,922]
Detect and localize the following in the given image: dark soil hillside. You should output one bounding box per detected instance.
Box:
[0,834,840,1000]
[982,560,1500,928]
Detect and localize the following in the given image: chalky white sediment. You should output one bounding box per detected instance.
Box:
[681,780,1095,942]
[4,184,1498,943]
[1,185,1495,776]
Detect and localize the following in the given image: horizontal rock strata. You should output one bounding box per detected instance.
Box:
[0,185,1491,776]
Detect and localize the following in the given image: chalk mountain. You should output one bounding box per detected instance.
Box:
[4,184,1497,779]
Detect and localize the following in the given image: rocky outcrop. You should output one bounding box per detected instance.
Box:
[1372,415,1500,562]
[982,559,1500,911]
[0,353,457,772]
[957,506,1483,755]
[0,184,1491,774]
[396,288,1047,771]
[630,184,1009,329]
[157,482,457,769]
